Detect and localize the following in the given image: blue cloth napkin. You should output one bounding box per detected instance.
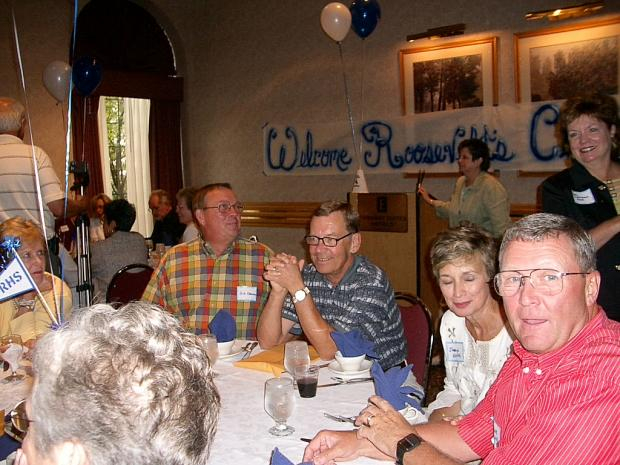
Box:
[331,330,378,358]
[270,447,312,465]
[208,310,236,342]
[371,362,423,412]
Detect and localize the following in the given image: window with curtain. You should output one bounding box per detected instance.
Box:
[97,96,152,237]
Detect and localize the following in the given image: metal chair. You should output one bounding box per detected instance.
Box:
[106,263,154,305]
[395,291,434,401]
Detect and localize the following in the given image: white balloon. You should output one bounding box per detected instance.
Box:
[42,61,71,102]
[320,2,352,43]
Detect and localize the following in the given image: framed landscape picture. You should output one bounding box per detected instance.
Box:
[515,17,620,102]
[399,37,498,115]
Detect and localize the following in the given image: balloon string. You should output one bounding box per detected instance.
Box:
[338,42,360,171]
[359,40,366,169]
[63,0,78,216]
[11,7,61,325]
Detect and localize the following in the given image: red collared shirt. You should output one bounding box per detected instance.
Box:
[458,310,620,464]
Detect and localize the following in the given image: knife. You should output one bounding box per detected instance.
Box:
[318,377,373,388]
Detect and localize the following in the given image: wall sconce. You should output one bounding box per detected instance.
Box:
[525,1,604,21]
[406,23,466,42]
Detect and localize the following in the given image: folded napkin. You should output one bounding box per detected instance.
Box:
[234,343,320,376]
[331,330,378,358]
[371,362,423,412]
[208,310,236,342]
[271,447,312,465]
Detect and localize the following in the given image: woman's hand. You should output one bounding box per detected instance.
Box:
[417,185,434,206]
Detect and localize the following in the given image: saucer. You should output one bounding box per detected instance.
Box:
[328,359,372,377]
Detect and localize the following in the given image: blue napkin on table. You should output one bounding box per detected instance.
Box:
[270,447,312,465]
[331,330,378,358]
[208,310,236,342]
[371,362,423,412]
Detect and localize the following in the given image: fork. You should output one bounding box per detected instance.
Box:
[241,341,258,360]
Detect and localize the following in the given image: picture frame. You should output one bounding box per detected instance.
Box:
[399,37,498,115]
[515,17,620,102]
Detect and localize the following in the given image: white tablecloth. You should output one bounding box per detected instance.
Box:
[0,365,32,413]
[209,353,390,465]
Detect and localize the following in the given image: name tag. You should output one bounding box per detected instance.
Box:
[237,286,257,302]
[491,416,501,448]
[446,341,465,363]
[571,188,595,205]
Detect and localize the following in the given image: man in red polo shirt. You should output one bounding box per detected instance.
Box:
[304,213,620,465]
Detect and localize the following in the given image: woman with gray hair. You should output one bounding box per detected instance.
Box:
[13,301,220,465]
[426,223,513,422]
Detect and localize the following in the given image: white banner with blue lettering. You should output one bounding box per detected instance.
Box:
[264,101,571,176]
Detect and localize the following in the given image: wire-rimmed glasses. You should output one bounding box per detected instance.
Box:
[493,268,589,297]
[304,232,354,247]
[202,202,244,214]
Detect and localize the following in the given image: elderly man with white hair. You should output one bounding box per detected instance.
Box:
[12,302,221,465]
[0,97,85,276]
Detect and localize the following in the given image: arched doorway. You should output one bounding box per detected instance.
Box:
[71,0,183,222]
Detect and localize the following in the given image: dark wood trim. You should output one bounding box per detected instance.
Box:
[93,70,183,101]
[241,201,539,228]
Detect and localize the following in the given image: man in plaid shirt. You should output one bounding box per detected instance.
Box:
[142,183,271,339]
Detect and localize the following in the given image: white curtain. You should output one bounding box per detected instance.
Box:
[124,97,152,236]
[97,99,113,199]
[97,97,152,237]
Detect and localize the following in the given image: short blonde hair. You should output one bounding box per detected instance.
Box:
[0,217,45,249]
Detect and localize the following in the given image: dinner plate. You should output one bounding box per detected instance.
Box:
[328,359,372,377]
[218,341,246,360]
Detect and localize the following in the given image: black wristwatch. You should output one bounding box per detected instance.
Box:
[396,433,423,465]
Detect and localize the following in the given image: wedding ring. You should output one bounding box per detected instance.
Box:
[366,414,374,426]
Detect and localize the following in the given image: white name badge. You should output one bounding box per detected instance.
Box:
[446,341,465,363]
[237,286,257,302]
[571,188,596,205]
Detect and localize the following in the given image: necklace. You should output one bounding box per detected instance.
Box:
[12,298,36,315]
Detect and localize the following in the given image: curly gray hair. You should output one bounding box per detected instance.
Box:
[31,302,220,465]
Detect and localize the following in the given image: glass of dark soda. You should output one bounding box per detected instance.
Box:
[294,365,319,398]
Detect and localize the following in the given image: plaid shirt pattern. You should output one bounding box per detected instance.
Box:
[282,255,407,369]
[142,237,272,339]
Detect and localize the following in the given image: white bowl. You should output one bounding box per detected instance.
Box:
[217,340,235,356]
[334,351,365,372]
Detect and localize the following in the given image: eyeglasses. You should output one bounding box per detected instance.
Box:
[493,268,589,297]
[10,400,33,434]
[304,232,354,247]
[202,202,244,214]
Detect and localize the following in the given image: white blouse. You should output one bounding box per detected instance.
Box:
[426,310,514,417]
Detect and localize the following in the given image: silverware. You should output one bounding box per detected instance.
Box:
[241,341,258,360]
[331,377,373,384]
[323,412,356,424]
[317,377,373,388]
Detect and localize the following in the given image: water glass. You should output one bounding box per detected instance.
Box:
[1,334,25,382]
[264,377,295,436]
[284,341,310,375]
[202,334,219,367]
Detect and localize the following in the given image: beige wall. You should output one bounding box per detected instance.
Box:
[3,1,620,258]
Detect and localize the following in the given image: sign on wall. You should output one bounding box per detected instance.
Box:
[263,100,583,176]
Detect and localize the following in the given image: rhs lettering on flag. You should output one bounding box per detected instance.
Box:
[0,255,35,303]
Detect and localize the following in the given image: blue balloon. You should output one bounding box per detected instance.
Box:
[350,0,381,39]
[72,56,103,96]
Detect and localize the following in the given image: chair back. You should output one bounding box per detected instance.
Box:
[106,263,154,305]
[395,292,434,398]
